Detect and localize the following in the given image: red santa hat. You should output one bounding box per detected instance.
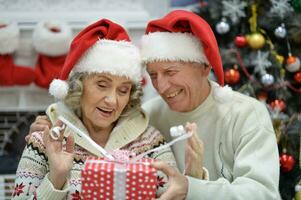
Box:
[49,19,142,99]
[140,10,224,86]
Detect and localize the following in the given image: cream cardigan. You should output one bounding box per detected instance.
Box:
[12,103,176,200]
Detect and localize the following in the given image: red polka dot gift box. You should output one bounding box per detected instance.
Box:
[81,156,157,200]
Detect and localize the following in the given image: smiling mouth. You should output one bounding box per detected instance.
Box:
[166,90,182,98]
[97,107,114,116]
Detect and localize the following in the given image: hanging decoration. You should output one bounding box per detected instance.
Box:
[270,99,286,112]
[256,90,268,102]
[246,33,266,49]
[251,51,272,75]
[234,35,248,47]
[221,0,247,24]
[215,18,230,34]
[269,0,294,19]
[247,4,266,49]
[0,22,35,86]
[224,67,241,85]
[279,152,296,172]
[32,21,72,89]
[275,54,285,65]
[261,73,275,86]
[285,36,301,72]
[274,23,287,39]
[286,55,301,72]
[294,71,301,83]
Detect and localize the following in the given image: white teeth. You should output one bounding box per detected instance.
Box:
[166,90,180,98]
[99,108,113,112]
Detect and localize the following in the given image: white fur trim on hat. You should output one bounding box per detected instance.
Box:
[140,32,209,64]
[0,22,19,54]
[213,84,233,103]
[73,39,142,83]
[49,79,69,100]
[33,21,72,56]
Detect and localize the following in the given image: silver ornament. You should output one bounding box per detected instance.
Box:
[261,73,275,86]
[274,23,287,38]
[215,19,230,34]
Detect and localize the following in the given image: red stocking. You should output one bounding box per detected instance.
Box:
[33,21,72,88]
[0,55,35,85]
[0,23,35,86]
[34,54,67,88]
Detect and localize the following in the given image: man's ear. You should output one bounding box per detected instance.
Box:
[202,64,211,76]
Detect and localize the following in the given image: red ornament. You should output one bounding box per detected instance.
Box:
[270,99,286,112]
[287,55,298,64]
[234,35,248,48]
[279,153,295,172]
[294,71,301,84]
[224,69,240,85]
[256,91,268,102]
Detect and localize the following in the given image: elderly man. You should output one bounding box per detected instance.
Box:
[140,10,280,200]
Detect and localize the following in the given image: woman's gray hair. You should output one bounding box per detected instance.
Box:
[63,72,143,118]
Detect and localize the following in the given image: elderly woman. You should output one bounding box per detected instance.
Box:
[12,19,176,200]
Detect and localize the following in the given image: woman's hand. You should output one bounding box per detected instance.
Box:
[185,122,204,179]
[43,121,75,189]
[26,115,51,141]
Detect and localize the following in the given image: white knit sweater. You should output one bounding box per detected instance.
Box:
[142,81,281,200]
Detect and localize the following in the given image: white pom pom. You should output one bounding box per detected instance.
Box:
[213,85,233,103]
[49,79,69,99]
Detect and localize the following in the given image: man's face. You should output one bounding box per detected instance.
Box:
[147,61,211,112]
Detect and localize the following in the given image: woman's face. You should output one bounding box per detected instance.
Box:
[80,73,132,131]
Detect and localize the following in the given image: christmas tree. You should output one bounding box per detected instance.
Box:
[194,0,301,199]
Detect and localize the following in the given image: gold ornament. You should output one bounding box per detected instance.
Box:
[276,54,284,65]
[246,33,265,49]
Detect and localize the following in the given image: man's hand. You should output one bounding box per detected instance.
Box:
[185,122,204,179]
[152,161,188,200]
[26,115,51,141]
